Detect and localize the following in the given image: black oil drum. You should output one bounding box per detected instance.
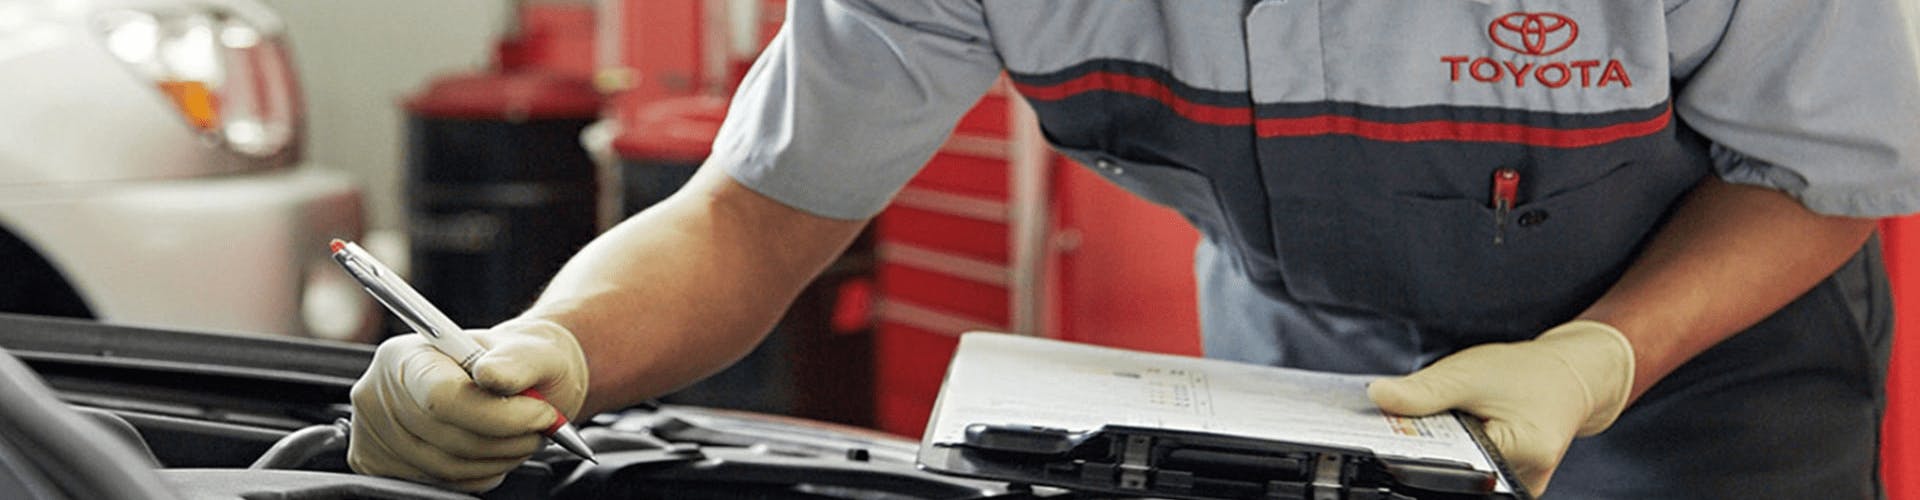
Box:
[404,71,602,328]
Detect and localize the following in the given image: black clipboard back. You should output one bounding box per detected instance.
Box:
[916,418,1532,500]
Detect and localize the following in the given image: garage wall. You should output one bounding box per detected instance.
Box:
[260,0,512,232]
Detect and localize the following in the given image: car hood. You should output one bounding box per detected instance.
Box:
[0,313,1024,500]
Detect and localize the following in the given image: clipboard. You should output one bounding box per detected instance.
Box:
[912,333,1533,500]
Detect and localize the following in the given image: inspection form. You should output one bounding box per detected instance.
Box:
[922,332,1509,492]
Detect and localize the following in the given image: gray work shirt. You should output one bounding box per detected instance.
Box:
[709,1,1920,498]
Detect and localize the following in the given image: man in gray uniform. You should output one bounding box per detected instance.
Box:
[343,1,1920,497]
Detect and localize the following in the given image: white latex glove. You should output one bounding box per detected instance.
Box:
[1368,320,1634,496]
[348,319,589,492]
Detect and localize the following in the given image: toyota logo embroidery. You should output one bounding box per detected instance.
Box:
[1489,12,1578,57]
[1444,11,1630,89]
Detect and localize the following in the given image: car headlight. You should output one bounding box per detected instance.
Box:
[94,6,300,160]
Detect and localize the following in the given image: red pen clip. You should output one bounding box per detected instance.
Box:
[1491,169,1520,244]
[1492,169,1519,210]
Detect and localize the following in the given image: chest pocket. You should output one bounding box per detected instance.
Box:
[1263,142,1708,341]
[1246,1,1705,339]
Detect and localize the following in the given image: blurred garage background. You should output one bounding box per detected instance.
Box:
[1,0,1915,496]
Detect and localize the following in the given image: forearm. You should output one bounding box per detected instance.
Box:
[1577,176,1877,401]
[510,168,867,415]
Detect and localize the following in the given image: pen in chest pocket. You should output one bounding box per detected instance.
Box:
[1492,169,1521,244]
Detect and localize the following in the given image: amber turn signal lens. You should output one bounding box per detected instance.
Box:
[156,80,220,131]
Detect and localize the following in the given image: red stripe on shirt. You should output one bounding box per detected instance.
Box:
[1013,71,1671,148]
[1254,109,1672,148]
[1012,71,1253,126]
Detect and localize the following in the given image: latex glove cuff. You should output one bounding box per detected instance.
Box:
[1534,320,1636,435]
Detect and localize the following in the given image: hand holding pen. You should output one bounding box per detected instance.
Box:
[330,239,596,491]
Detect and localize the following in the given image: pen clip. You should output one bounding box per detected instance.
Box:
[329,241,479,361]
[1491,168,1519,212]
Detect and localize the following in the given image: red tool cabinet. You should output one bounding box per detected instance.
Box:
[1883,216,1919,498]
[870,86,1203,436]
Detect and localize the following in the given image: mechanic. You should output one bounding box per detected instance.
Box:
[345,2,1920,497]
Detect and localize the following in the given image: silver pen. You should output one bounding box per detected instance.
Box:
[329,239,597,463]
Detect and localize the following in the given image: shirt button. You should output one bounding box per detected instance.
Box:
[1517,210,1549,227]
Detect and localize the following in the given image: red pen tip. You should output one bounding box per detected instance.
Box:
[329,239,346,253]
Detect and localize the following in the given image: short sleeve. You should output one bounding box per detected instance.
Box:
[708,0,1003,220]
[1668,0,1920,217]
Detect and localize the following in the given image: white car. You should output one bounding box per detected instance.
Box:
[0,0,377,341]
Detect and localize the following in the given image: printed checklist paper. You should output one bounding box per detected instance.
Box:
[922,332,1512,494]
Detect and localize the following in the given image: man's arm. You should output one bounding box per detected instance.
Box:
[520,166,869,415]
[343,166,867,491]
[343,1,999,490]
[1580,176,1877,400]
